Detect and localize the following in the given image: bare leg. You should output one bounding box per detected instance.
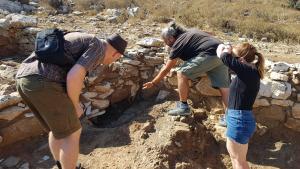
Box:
[49,131,62,161]
[60,128,82,169]
[177,72,189,102]
[219,87,229,108]
[226,138,250,169]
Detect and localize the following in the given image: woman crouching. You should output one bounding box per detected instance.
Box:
[217,43,265,169]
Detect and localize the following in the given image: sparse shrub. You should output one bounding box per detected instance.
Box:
[74,0,105,11]
[295,1,300,10]
[48,0,63,9]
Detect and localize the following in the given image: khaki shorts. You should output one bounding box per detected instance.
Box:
[16,75,81,139]
[176,54,230,88]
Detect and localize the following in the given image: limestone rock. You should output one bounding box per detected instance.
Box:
[94,83,112,93]
[271,62,290,72]
[0,0,23,13]
[285,118,300,132]
[259,79,292,99]
[82,92,98,100]
[271,81,292,100]
[2,156,20,168]
[143,56,164,66]
[98,89,114,99]
[292,103,300,119]
[254,106,286,128]
[113,63,139,77]
[19,162,30,169]
[253,98,270,108]
[6,14,37,28]
[0,117,44,147]
[270,72,289,82]
[258,79,272,97]
[122,58,141,66]
[195,77,221,96]
[292,71,300,85]
[110,87,131,104]
[137,38,164,47]
[72,11,83,16]
[0,106,29,122]
[92,99,110,110]
[155,90,170,102]
[271,99,293,107]
[0,65,17,79]
[0,92,22,110]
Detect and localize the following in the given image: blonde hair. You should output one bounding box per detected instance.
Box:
[235,43,265,79]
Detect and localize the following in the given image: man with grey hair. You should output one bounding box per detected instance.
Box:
[143,22,229,120]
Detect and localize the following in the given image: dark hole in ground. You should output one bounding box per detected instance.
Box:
[89,99,132,128]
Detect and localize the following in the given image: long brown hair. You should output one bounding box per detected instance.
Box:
[235,43,265,79]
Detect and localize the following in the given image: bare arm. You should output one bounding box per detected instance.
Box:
[67,64,87,117]
[143,59,177,89]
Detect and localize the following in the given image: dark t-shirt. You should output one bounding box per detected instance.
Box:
[220,52,261,110]
[169,29,222,61]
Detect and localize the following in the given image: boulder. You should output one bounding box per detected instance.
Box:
[2,156,20,168]
[0,92,22,110]
[0,117,44,147]
[94,83,112,93]
[0,106,29,123]
[292,103,300,119]
[284,118,300,132]
[137,38,164,47]
[271,99,294,107]
[253,105,286,128]
[143,56,164,66]
[6,14,37,28]
[0,0,22,13]
[253,98,270,107]
[258,79,273,97]
[91,99,110,110]
[110,86,131,104]
[195,77,221,96]
[271,62,290,72]
[271,81,292,100]
[270,72,289,82]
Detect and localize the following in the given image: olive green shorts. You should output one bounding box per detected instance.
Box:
[176,54,230,88]
[16,75,81,139]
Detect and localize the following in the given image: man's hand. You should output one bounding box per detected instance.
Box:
[143,82,155,89]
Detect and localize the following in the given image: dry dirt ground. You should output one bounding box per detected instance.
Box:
[1,94,300,169]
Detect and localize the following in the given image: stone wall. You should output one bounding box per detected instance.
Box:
[0,37,299,147]
[0,14,39,57]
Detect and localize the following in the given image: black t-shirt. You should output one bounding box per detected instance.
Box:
[169,29,222,61]
[221,52,261,110]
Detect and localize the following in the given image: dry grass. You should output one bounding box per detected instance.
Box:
[135,0,300,43]
[50,0,300,43]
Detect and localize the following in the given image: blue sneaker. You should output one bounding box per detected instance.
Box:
[218,115,227,127]
[168,102,191,116]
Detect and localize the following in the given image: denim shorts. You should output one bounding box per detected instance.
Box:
[226,109,256,144]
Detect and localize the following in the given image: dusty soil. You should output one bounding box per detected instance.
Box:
[1,94,300,169]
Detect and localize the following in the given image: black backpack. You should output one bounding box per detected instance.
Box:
[35,28,75,67]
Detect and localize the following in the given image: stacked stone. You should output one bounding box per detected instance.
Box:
[82,37,166,119]
[1,37,300,147]
[0,63,44,148]
[0,14,39,57]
